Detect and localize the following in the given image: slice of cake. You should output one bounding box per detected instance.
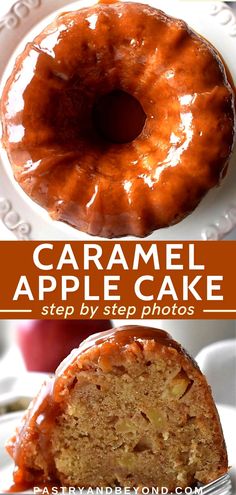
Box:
[6,326,228,490]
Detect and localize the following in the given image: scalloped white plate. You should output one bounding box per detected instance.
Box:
[0,0,236,240]
[0,404,235,493]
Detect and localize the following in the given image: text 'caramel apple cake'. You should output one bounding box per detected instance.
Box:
[1,2,235,238]
[6,326,228,490]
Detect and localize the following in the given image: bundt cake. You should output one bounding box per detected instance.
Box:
[6,326,228,490]
[1,2,235,238]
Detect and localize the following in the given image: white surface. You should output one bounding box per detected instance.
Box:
[0,405,235,493]
[196,339,236,407]
[0,343,26,376]
[0,0,236,240]
[0,372,48,408]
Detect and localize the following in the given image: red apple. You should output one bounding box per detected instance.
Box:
[17,320,112,373]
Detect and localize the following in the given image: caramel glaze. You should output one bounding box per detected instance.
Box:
[1,2,235,238]
[5,326,200,488]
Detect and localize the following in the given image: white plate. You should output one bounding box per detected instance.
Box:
[0,0,236,240]
[0,404,235,493]
[196,340,236,407]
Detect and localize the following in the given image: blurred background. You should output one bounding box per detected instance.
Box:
[0,319,235,414]
[0,318,236,369]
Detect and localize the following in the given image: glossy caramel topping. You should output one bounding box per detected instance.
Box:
[1,2,235,238]
[56,325,180,379]
[7,378,60,482]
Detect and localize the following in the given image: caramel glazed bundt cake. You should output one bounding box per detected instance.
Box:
[7,326,228,490]
[1,2,235,238]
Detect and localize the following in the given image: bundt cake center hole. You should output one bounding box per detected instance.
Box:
[92,90,146,144]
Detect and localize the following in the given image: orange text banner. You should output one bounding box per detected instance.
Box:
[0,241,235,319]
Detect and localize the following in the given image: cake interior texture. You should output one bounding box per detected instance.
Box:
[6,328,227,489]
[52,351,224,487]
